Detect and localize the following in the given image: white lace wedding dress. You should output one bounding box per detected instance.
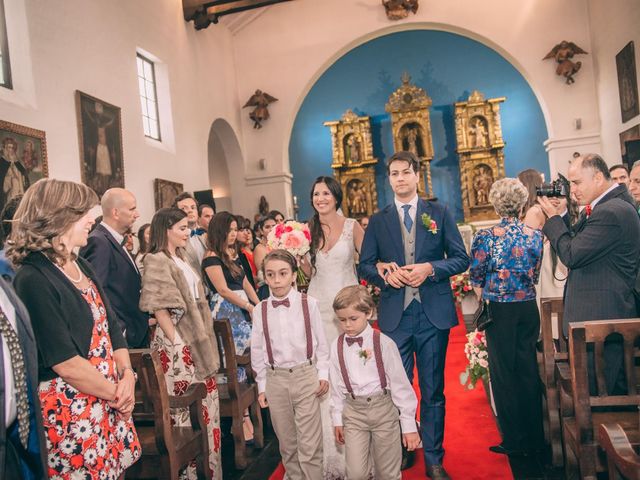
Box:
[307,218,359,479]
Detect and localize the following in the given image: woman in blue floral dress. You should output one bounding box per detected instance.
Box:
[469,178,545,457]
[202,212,260,440]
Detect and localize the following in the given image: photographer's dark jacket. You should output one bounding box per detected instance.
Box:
[543,184,640,329]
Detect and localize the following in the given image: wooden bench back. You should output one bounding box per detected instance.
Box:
[130,349,174,455]
[540,297,567,382]
[213,318,241,399]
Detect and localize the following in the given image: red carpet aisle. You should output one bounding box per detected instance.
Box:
[269,316,512,479]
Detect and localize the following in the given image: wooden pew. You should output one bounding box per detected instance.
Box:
[128,350,212,479]
[538,297,567,466]
[562,319,640,480]
[214,318,264,469]
[598,422,640,480]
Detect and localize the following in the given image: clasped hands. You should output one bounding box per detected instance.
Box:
[108,369,136,420]
[376,261,433,289]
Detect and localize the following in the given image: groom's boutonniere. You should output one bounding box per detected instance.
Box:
[358,348,373,365]
[421,213,438,234]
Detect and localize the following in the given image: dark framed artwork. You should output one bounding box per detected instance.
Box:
[76,90,124,197]
[620,123,640,167]
[154,178,183,210]
[616,41,639,123]
[0,120,48,211]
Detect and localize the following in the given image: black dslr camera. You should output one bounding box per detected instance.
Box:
[535,173,570,198]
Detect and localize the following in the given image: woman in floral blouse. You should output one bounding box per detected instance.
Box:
[139,207,222,479]
[469,178,544,458]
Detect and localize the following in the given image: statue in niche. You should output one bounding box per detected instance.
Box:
[345,135,361,164]
[543,40,588,85]
[347,180,367,216]
[401,124,423,157]
[472,164,494,206]
[469,116,489,149]
[406,128,419,156]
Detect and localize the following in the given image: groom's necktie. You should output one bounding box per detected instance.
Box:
[0,305,30,448]
[401,204,413,233]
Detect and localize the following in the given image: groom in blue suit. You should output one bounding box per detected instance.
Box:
[358,152,469,480]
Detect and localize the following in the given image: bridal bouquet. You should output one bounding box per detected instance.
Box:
[267,221,312,285]
[450,272,473,301]
[267,220,311,256]
[460,329,489,390]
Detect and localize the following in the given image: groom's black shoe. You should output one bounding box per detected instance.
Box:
[426,464,451,479]
[400,448,415,470]
[489,443,527,456]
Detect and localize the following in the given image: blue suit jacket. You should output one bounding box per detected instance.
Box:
[0,278,47,479]
[358,198,470,331]
[80,224,149,348]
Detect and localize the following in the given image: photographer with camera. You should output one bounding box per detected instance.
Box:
[537,154,640,394]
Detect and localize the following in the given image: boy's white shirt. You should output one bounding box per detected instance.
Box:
[250,288,329,393]
[329,324,418,434]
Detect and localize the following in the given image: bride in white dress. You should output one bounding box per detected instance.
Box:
[301,176,364,479]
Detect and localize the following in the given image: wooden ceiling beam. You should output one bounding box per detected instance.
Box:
[183,0,293,30]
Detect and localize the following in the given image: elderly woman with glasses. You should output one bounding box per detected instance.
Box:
[469,178,545,457]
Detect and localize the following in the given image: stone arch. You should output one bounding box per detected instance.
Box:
[207,118,242,213]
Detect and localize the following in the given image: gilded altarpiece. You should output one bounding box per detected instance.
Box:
[324,110,378,218]
[454,90,506,222]
[385,73,435,198]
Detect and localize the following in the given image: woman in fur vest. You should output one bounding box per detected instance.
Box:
[139,207,222,479]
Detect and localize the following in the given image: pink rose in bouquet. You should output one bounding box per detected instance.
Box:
[267,220,311,257]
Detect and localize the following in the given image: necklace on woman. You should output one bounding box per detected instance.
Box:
[56,260,84,284]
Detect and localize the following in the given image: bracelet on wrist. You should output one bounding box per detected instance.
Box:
[120,366,138,382]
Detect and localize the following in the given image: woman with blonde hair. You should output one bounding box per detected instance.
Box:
[9,178,140,479]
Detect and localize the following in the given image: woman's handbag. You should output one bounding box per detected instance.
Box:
[473,300,493,331]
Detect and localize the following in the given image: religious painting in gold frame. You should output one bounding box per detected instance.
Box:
[454,90,506,222]
[324,110,378,218]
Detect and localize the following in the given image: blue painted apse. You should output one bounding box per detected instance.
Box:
[288,30,549,221]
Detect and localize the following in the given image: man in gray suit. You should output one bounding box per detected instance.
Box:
[538,154,640,393]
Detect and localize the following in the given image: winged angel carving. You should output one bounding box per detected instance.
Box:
[382,0,419,20]
[543,41,588,85]
[243,90,278,129]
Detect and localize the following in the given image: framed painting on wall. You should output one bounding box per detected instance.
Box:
[616,41,639,123]
[620,123,640,168]
[76,90,124,197]
[0,120,48,211]
[154,178,183,210]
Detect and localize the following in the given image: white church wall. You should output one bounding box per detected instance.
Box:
[587,0,640,166]
[0,0,245,222]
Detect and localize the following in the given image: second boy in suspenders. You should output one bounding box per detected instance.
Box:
[330,285,420,480]
[251,250,329,479]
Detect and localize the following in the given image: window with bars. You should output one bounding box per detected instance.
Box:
[0,0,12,89]
[136,53,160,140]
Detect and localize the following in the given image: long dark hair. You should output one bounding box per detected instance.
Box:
[147,208,187,259]
[207,211,243,278]
[517,169,543,215]
[136,223,151,258]
[308,176,343,272]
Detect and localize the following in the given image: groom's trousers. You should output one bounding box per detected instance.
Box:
[382,299,450,466]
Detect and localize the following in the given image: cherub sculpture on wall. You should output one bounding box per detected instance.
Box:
[543,41,588,85]
[243,89,278,129]
[382,0,419,20]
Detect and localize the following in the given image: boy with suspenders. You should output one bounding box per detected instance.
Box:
[330,285,420,480]
[251,250,329,479]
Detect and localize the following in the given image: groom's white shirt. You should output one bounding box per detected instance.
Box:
[394,194,419,224]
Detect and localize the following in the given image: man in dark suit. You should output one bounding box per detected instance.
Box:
[539,154,640,394]
[358,152,469,480]
[80,188,149,348]
[0,278,47,479]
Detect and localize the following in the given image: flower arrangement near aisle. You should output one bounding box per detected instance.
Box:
[450,272,473,301]
[267,220,311,285]
[359,279,381,305]
[460,329,489,390]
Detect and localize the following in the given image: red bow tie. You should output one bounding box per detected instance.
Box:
[272,298,290,308]
[345,336,363,347]
[585,205,592,218]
